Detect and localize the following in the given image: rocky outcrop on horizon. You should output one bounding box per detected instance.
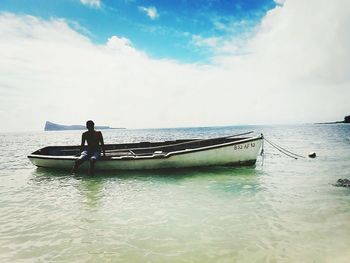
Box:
[44,121,124,131]
[317,115,350,124]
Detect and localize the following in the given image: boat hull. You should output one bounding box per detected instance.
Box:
[28,137,262,171]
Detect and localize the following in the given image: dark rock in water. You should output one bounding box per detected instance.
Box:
[334,179,350,187]
[44,121,124,131]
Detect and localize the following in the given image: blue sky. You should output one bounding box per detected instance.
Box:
[0,0,276,62]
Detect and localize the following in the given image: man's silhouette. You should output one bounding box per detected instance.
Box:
[71,120,106,175]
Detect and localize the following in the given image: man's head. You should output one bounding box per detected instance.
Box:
[86,120,95,131]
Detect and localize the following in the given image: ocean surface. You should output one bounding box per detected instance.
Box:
[0,124,350,262]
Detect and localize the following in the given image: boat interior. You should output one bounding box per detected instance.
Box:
[31,136,253,157]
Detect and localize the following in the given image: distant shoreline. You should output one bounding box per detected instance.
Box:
[44,121,125,131]
[315,121,346,125]
[316,115,350,125]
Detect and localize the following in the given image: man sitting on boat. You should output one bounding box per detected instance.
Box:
[71,120,106,175]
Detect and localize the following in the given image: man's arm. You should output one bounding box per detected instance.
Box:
[100,132,106,156]
[79,133,86,153]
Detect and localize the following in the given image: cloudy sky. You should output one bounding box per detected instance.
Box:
[0,0,349,132]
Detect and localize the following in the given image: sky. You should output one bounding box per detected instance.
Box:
[0,0,349,131]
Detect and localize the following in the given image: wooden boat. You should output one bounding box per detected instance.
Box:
[28,133,263,171]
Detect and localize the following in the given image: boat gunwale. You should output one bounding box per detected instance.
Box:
[28,135,263,161]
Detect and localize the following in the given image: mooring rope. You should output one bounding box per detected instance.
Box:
[264,137,306,159]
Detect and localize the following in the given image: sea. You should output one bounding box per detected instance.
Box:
[0,124,350,263]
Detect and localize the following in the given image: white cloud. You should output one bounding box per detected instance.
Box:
[192,35,220,49]
[138,6,159,20]
[274,0,285,5]
[0,0,350,132]
[80,0,101,8]
[107,36,134,52]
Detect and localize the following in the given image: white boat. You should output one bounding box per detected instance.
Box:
[28,133,263,171]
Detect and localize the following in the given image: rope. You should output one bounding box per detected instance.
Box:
[260,135,265,166]
[264,137,306,159]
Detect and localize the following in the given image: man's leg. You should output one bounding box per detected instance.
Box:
[71,151,88,174]
[88,152,100,175]
[89,159,96,175]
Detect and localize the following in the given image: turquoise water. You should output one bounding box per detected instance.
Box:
[1,125,350,262]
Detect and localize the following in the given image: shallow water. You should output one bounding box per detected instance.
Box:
[0,125,350,262]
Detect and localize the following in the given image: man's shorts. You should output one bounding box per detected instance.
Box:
[78,151,101,161]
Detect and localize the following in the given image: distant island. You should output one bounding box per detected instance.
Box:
[44,121,125,131]
[317,115,350,124]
